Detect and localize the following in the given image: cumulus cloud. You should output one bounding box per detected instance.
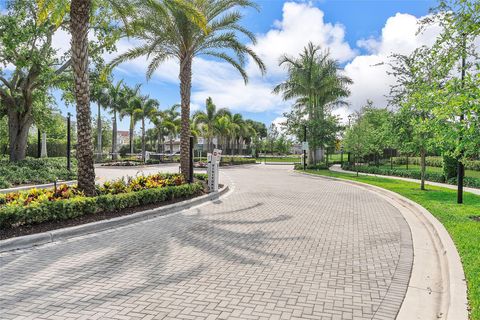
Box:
[343,13,442,115]
[106,1,356,116]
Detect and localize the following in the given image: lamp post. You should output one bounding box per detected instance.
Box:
[347,114,352,164]
[37,128,41,158]
[97,101,102,161]
[67,112,71,171]
[303,124,307,170]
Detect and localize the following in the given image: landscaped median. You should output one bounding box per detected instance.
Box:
[296,167,480,320]
[0,173,208,240]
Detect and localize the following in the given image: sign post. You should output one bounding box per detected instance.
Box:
[207,149,222,192]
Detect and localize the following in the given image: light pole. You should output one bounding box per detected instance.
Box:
[67,113,71,171]
[303,125,307,170]
[347,114,352,164]
[97,101,102,161]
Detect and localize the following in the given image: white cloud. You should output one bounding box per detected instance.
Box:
[107,1,356,117]
[344,13,442,112]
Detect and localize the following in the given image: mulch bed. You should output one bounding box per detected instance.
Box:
[470,216,480,222]
[1,181,211,241]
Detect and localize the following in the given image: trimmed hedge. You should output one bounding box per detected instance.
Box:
[0,157,77,188]
[341,164,480,189]
[0,182,203,229]
[294,163,328,170]
[392,156,480,171]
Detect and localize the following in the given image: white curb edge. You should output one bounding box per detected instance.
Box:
[296,171,469,320]
[0,185,229,253]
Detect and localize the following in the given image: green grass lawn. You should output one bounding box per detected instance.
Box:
[301,169,480,320]
[378,163,480,179]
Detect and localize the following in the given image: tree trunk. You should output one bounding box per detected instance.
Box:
[420,148,426,190]
[129,115,134,154]
[157,131,162,153]
[97,102,102,160]
[8,108,32,161]
[141,117,146,162]
[179,55,192,177]
[111,110,118,160]
[71,0,95,196]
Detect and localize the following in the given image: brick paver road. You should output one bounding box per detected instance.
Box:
[0,165,412,320]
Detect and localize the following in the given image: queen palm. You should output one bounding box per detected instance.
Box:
[273,42,352,163]
[192,97,230,153]
[120,84,142,154]
[110,0,265,178]
[131,95,159,162]
[97,80,125,160]
[163,104,181,159]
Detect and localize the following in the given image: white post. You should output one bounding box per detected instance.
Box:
[41,132,48,158]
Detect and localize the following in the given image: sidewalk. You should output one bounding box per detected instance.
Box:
[329,164,480,196]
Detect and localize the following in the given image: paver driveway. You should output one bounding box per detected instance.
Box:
[0,165,413,320]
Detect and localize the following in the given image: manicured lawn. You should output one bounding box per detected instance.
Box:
[378,163,480,179]
[302,169,480,320]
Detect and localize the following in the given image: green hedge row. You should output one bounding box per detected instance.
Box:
[0,182,203,229]
[391,156,480,171]
[294,163,328,170]
[342,165,480,189]
[0,157,77,188]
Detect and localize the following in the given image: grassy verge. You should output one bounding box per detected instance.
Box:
[301,169,480,320]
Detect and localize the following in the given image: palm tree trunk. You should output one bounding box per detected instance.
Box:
[141,117,146,162]
[112,111,118,160]
[179,56,192,177]
[129,115,134,154]
[71,0,95,196]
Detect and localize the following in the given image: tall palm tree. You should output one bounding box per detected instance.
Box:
[150,110,167,153]
[98,80,125,160]
[119,84,142,154]
[230,113,244,155]
[214,114,233,152]
[110,0,266,178]
[163,104,181,159]
[273,42,352,163]
[131,95,159,162]
[192,97,230,153]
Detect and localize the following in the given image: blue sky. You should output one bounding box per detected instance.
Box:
[3,0,440,131]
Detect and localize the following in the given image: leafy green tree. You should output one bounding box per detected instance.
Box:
[163,104,181,158]
[119,84,142,154]
[110,0,265,177]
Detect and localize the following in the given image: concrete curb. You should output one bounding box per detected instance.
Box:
[0,180,78,194]
[0,185,229,253]
[295,171,469,320]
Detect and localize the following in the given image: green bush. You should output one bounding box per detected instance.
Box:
[392,156,480,171]
[0,182,203,229]
[220,157,256,165]
[294,163,328,170]
[443,155,458,180]
[341,164,480,188]
[0,157,77,188]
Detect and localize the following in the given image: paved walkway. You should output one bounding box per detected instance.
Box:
[0,165,413,320]
[330,164,480,196]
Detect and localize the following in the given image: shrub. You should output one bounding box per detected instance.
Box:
[443,155,458,180]
[391,156,480,171]
[220,157,256,165]
[0,157,77,187]
[294,163,328,170]
[0,179,203,229]
[341,164,480,188]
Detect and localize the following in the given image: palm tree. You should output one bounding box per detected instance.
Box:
[214,114,233,152]
[230,113,245,155]
[131,95,159,162]
[98,80,125,160]
[110,0,265,178]
[163,104,181,159]
[150,110,167,153]
[273,42,352,163]
[119,84,142,155]
[192,97,230,153]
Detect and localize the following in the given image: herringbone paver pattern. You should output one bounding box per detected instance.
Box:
[0,165,412,320]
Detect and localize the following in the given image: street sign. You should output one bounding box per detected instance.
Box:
[302,142,309,151]
[207,149,222,192]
